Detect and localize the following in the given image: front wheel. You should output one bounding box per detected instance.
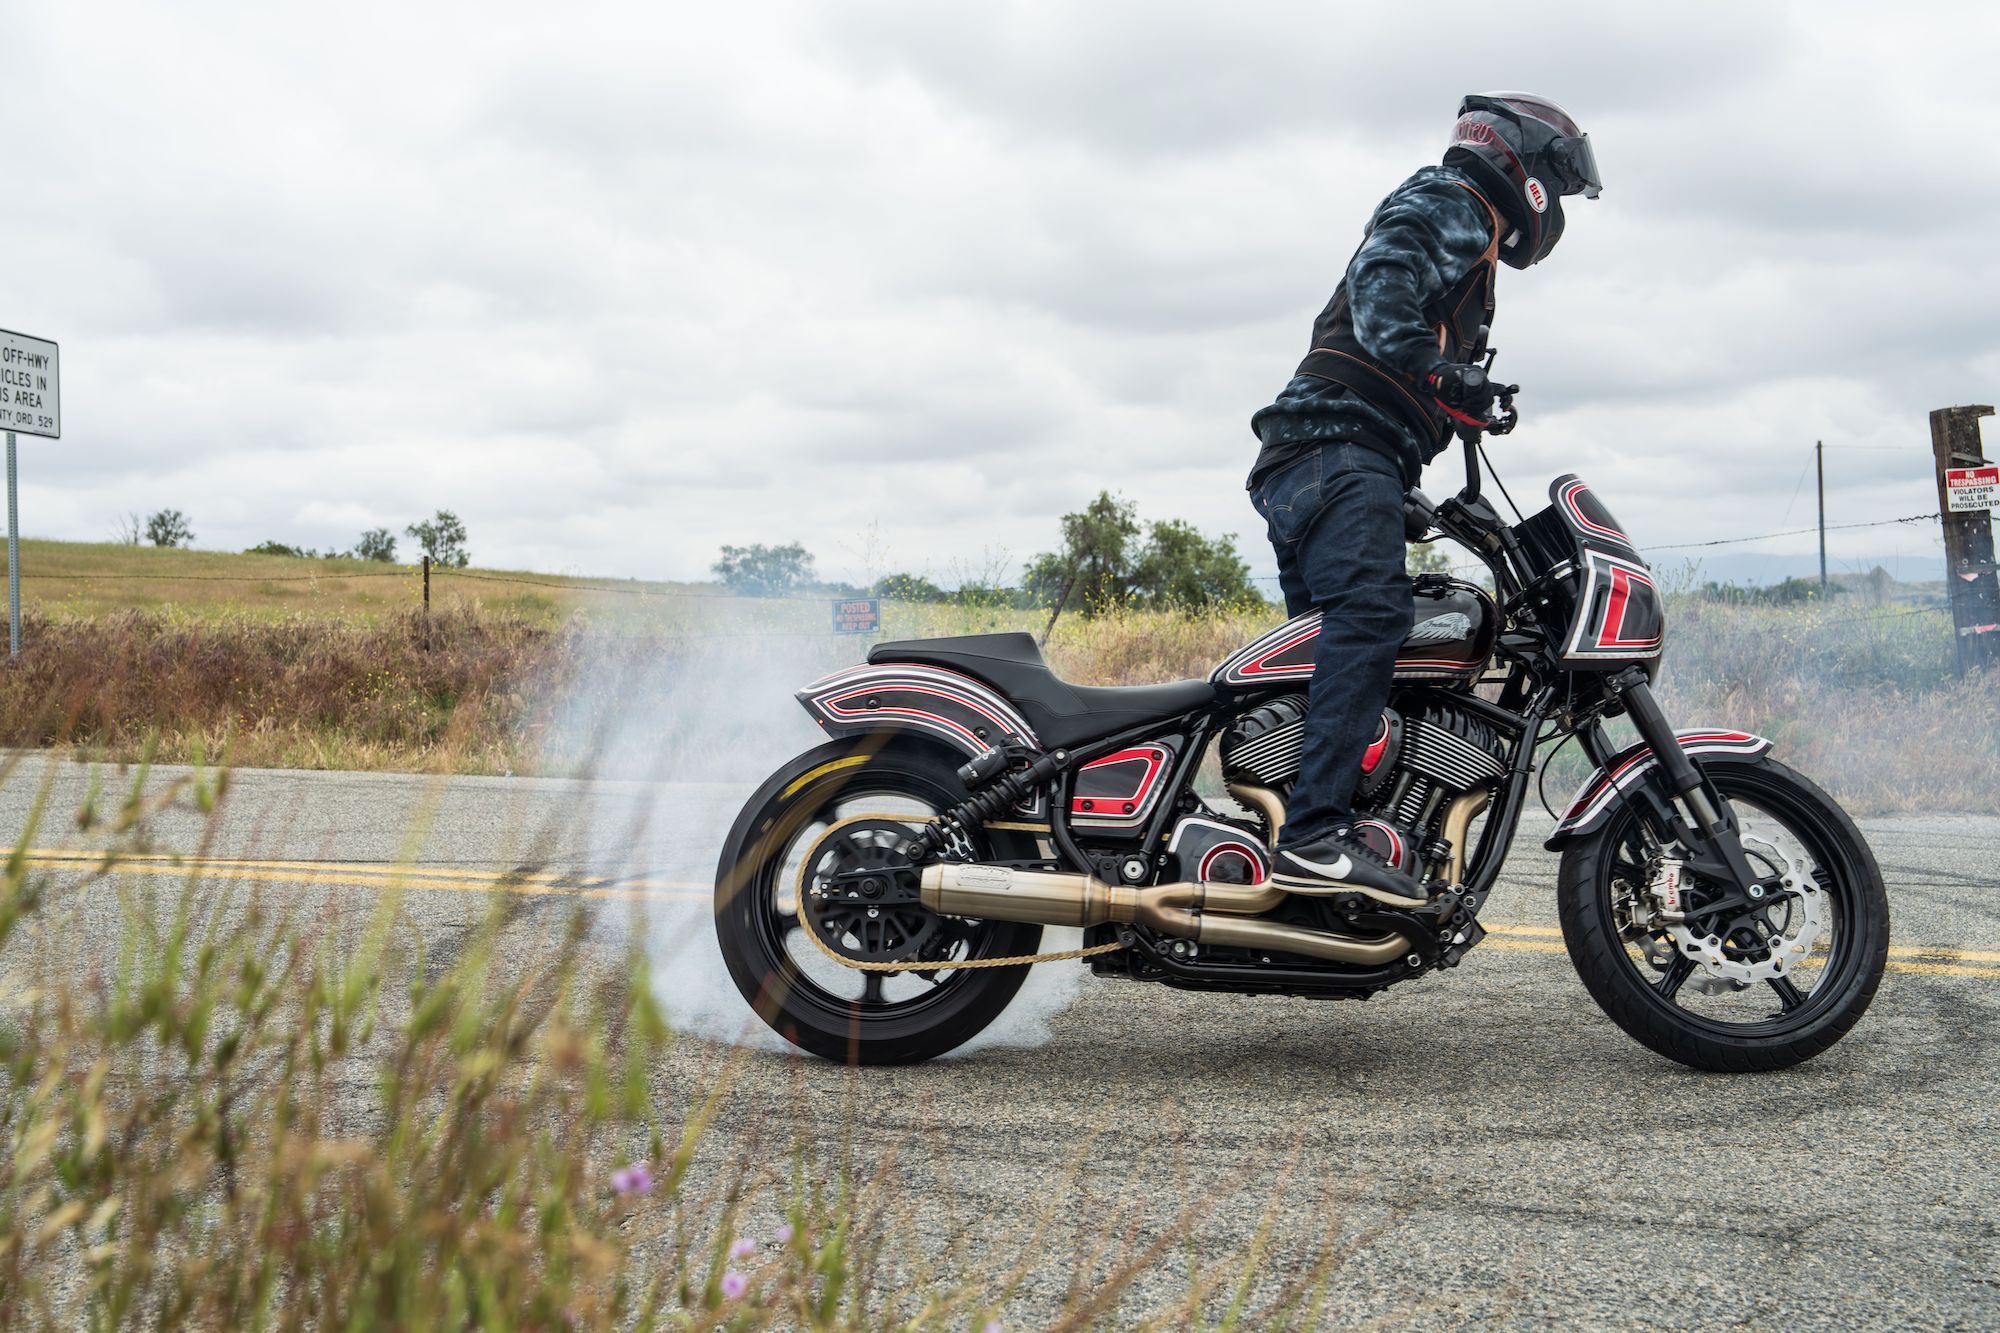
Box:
[713,737,1044,1065]
[1557,755,1889,1072]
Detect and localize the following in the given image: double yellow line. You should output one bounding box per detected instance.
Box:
[23,848,710,903]
[1482,922,2000,980]
[22,851,2000,981]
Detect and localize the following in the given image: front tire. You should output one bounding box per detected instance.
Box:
[1557,755,1889,1072]
[713,737,1044,1065]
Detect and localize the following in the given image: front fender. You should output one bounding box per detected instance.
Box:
[1544,730,1773,850]
[796,663,1039,760]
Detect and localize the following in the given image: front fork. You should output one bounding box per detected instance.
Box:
[1578,668,1773,918]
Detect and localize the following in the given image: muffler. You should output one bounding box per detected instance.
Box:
[918,864,1408,966]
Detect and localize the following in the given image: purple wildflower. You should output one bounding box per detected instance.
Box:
[729,1237,757,1259]
[774,1223,794,1244]
[721,1270,748,1300]
[984,1322,1003,1333]
[610,1162,654,1196]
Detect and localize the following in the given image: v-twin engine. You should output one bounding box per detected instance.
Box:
[1221,692,1509,877]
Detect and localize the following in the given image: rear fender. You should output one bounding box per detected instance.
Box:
[796,663,1040,760]
[1544,730,1773,850]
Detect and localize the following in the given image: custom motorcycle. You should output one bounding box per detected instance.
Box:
[713,378,1889,1070]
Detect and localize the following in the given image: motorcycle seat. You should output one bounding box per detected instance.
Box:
[867,632,1216,750]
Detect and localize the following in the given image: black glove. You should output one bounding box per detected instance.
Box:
[1425,362,1496,414]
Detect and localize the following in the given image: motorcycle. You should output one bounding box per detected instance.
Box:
[712,376,1889,1070]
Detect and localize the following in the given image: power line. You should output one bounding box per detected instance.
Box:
[1643,512,1939,552]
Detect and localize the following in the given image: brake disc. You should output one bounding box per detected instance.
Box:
[1667,823,1824,985]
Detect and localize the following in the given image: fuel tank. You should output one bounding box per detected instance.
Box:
[1211,577,1497,689]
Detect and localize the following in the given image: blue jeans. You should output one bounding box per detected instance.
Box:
[1248,441,1413,849]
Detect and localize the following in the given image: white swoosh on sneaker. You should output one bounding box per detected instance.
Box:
[1287,853,1352,881]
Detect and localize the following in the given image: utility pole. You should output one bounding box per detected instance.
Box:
[1930,405,1999,676]
[1816,439,1826,596]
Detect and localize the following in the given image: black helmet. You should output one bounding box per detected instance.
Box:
[1443,92,1601,269]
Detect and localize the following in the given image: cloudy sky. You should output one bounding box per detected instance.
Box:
[7,0,1994,588]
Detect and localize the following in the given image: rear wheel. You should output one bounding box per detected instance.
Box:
[713,738,1043,1064]
[1557,755,1889,1072]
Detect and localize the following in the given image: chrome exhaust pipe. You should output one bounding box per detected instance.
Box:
[918,864,1407,966]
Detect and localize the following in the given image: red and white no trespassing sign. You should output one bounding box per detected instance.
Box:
[1945,465,1999,513]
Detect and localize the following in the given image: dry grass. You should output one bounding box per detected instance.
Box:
[0,606,555,774]
[0,539,1989,812]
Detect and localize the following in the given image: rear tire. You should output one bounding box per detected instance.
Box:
[1557,755,1889,1072]
[713,737,1044,1065]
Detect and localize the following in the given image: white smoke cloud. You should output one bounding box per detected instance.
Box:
[537,626,1096,1056]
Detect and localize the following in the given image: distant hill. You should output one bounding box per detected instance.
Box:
[1647,550,1944,589]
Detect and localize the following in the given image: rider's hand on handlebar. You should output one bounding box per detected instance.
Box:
[1426,362,1498,414]
[1426,361,1522,437]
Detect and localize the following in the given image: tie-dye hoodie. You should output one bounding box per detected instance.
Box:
[1249,165,1499,490]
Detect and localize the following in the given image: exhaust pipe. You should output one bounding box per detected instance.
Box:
[918,864,1408,966]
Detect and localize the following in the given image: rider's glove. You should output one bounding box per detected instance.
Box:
[1425,362,1496,414]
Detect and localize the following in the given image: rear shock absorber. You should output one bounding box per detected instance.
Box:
[910,746,1069,861]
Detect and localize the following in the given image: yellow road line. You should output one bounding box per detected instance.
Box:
[25,847,710,893]
[20,852,2000,977]
[1481,933,2000,978]
[23,851,710,902]
[1484,922,2000,967]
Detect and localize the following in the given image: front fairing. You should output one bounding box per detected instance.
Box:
[1511,475,1664,671]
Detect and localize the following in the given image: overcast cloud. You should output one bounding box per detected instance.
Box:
[6,0,1994,586]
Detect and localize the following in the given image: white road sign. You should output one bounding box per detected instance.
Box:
[0,329,59,439]
[1945,464,1998,513]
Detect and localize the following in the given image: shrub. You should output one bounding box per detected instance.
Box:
[144,509,194,549]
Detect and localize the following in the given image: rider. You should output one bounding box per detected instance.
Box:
[1248,92,1601,904]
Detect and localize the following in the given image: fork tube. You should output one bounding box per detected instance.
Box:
[1609,669,1721,827]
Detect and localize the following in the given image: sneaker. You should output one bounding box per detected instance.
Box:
[1271,827,1427,905]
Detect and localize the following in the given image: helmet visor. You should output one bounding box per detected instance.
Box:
[1547,133,1601,199]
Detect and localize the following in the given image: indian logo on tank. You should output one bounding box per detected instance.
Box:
[1405,612,1472,646]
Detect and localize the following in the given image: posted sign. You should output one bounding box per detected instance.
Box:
[0,329,59,439]
[832,598,881,634]
[1945,465,1999,513]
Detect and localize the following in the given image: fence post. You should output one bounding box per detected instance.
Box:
[422,555,431,614]
[1929,404,1999,675]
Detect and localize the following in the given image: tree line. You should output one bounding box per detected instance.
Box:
[712,491,1266,614]
[116,508,473,567]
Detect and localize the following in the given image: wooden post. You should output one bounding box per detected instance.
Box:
[422,554,431,613]
[1929,405,1999,675]
[1038,573,1076,649]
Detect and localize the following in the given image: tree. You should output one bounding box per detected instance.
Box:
[112,513,144,546]
[354,528,398,563]
[405,511,470,568]
[712,542,815,597]
[1407,544,1455,577]
[245,540,312,558]
[1023,492,1262,614]
[872,572,948,603]
[1022,492,1140,611]
[146,509,194,549]
[1129,518,1259,611]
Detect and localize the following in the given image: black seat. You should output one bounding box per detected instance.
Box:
[868,632,1216,750]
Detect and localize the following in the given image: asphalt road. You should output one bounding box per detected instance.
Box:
[4,759,1997,1328]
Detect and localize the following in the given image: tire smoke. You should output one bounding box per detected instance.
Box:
[538,631,1093,1057]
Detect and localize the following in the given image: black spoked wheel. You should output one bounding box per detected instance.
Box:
[713,737,1043,1065]
[1557,755,1889,1072]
